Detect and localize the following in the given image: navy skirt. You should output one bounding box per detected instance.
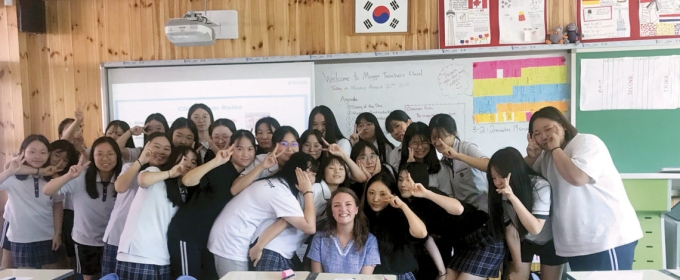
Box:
[116,260,171,280]
[448,226,505,278]
[12,240,58,268]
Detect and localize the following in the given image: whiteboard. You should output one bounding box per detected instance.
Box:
[315,53,571,157]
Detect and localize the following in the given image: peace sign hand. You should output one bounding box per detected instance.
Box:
[261,144,283,169]
[215,144,235,165]
[349,124,362,146]
[385,195,405,209]
[68,156,90,179]
[168,164,184,178]
[496,173,514,198]
[407,148,416,163]
[526,133,542,158]
[321,138,344,157]
[129,125,147,136]
[8,153,25,175]
[138,145,154,165]
[438,139,458,160]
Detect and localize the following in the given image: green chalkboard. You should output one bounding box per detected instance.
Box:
[575,49,680,173]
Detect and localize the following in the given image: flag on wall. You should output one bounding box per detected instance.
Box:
[355,0,409,34]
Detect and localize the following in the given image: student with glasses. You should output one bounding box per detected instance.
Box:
[300,129,325,162]
[230,126,302,196]
[399,122,455,197]
[429,114,489,212]
[348,140,396,197]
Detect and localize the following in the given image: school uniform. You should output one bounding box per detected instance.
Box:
[0,175,63,268]
[370,140,393,164]
[197,142,209,163]
[367,206,427,280]
[61,194,76,259]
[58,169,117,275]
[532,133,642,271]
[123,147,142,164]
[441,139,489,212]
[101,162,141,275]
[427,161,457,197]
[251,180,330,271]
[241,153,279,179]
[2,202,12,251]
[116,166,179,280]
[406,187,502,279]
[307,232,381,274]
[388,144,402,171]
[208,178,304,277]
[166,161,240,280]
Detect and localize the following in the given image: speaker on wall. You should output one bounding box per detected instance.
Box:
[17,0,46,33]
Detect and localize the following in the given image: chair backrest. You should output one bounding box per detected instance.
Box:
[100,273,119,280]
[176,276,197,280]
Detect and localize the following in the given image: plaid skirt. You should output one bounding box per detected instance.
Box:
[11,240,58,268]
[396,272,416,280]
[116,260,171,280]
[448,226,505,278]
[1,220,11,251]
[253,249,294,272]
[102,244,119,276]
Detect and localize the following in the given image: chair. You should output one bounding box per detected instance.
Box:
[100,273,119,280]
[177,276,197,280]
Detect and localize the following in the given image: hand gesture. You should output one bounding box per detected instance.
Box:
[546,127,561,150]
[7,153,25,174]
[138,145,153,165]
[321,138,344,157]
[410,183,429,199]
[168,164,184,178]
[208,139,220,153]
[438,139,458,160]
[74,107,84,124]
[407,147,416,163]
[386,195,406,209]
[349,124,362,146]
[496,173,514,198]
[40,165,64,177]
[295,167,312,193]
[249,246,263,267]
[129,125,146,136]
[526,133,542,158]
[371,162,382,176]
[358,162,372,179]
[67,157,90,179]
[261,144,283,169]
[214,144,235,165]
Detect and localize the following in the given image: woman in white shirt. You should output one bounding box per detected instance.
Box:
[525,106,642,271]
[116,146,199,280]
[44,137,122,280]
[309,106,352,156]
[385,110,412,170]
[207,152,318,277]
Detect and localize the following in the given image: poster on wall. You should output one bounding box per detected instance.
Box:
[441,0,492,47]
[498,0,547,44]
[639,0,680,37]
[580,0,631,40]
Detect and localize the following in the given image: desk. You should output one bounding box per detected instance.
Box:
[567,270,676,280]
[221,271,397,280]
[0,269,73,280]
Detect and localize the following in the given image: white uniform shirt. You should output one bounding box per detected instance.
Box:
[502,176,553,245]
[0,175,64,243]
[208,178,304,261]
[337,138,352,158]
[103,162,140,246]
[117,166,179,265]
[123,147,142,164]
[533,133,642,257]
[59,169,117,246]
[442,139,489,212]
[388,144,403,171]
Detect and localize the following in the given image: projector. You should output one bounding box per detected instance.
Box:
[165,13,215,47]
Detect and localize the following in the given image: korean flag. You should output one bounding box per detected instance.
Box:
[355,0,408,33]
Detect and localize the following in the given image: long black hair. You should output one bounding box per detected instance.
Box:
[385,110,411,134]
[317,154,350,189]
[255,117,281,154]
[162,146,201,207]
[529,106,578,145]
[168,117,200,150]
[309,105,345,144]
[361,171,403,256]
[262,152,318,197]
[139,132,172,171]
[300,129,326,161]
[350,140,396,179]
[143,113,170,144]
[428,113,461,141]
[187,103,215,126]
[16,134,52,181]
[355,113,394,163]
[487,147,545,239]
[50,140,79,177]
[106,120,135,148]
[85,137,123,199]
[399,122,441,174]
[209,118,237,137]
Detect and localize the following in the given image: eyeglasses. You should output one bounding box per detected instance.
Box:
[409,141,430,148]
[357,154,379,161]
[280,141,299,148]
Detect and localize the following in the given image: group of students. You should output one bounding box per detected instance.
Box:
[0,103,643,280]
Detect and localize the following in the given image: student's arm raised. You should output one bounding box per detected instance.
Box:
[115,146,152,193]
[546,130,590,186]
[386,195,427,238]
[439,138,489,171]
[0,153,25,185]
[117,125,145,160]
[407,174,464,215]
[525,133,542,167]
[182,146,234,187]
[322,138,368,183]
[43,158,89,196]
[281,168,316,235]
[497,174,546,235]
[230,145,282,196]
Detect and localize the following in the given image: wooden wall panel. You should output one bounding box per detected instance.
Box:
[0,5,26,164]
[1,0,576,151]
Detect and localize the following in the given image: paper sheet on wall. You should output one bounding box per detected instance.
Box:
[498,0,546,44]
[580,56,680,111]
[442,0,491,46]
[580,0,631,40]
[639,0,680,37]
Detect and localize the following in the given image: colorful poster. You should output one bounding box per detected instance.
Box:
[498,0,547,44]
[471,57,570,124]
[442,0,491,46]
[580,0,631,40]
[355,0,409,34]
[639,0,680,37]
[580,56,680,111]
